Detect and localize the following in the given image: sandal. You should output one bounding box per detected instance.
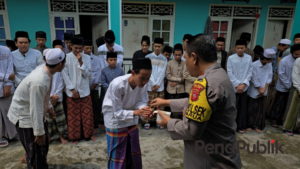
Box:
[157,125,165,130]
[285,131,294,136]
[0,138,9,148]
[271,120,278,128]
[144,123,150,130]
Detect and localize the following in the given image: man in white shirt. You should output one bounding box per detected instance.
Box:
[103,58,153,169]
[247,49,275,133]
[8,48,65,169]
[12,31,44,87]
[62,36,96,144]
[227,39,253,134]
[46,40,68,145]
[0,46,17,148]
[98,30,124,67]
[269,44,300,128]
[83,39,105,128]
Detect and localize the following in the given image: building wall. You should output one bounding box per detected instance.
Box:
[4,0,296,48]
[6,0,51,48]
[127,0,296,46]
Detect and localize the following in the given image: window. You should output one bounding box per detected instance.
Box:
[53,15,77,41]
[211,19,232,51]
[152,19,171,46]
[0,14,6,46]
[0,0,10,46]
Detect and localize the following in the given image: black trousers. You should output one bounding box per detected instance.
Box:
[17,122,49,169]
[236,92,248,130]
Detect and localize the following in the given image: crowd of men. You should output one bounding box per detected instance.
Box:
[0,28,300,169]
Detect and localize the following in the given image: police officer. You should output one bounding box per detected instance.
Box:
[151,34,242,169]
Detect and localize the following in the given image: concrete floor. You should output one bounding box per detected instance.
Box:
[1,122,300,169]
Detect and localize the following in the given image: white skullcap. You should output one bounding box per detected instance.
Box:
[43,48,51,57]
[280,39,291,45]
[45,48,65,65]
[264,49,276,59]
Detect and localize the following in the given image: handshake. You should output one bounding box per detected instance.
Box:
[133,106,154,118]
[134,98,172,127]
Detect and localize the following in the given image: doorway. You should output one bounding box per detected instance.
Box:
[79,15,108,54]
[230,19,256,49]
[263,20,289,49]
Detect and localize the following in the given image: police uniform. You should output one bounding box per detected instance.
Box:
[167,63,242,169]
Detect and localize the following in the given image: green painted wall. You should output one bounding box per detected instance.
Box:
[7,0,51,48]
[291,1,300,41]
[126,0,296,46]
[110,0,121,45]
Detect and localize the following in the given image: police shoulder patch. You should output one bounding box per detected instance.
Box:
[185,78,212,123]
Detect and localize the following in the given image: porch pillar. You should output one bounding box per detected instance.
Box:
[108,0,122,45]
[291,1,300,40]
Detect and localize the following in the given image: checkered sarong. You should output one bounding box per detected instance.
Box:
[46,102,68,136]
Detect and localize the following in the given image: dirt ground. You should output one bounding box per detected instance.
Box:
[1,122,300,169]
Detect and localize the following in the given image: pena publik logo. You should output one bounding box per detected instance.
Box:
[195,139,284,154]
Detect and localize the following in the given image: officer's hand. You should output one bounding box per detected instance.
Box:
[156,110,171,127]
[151,98,170,107]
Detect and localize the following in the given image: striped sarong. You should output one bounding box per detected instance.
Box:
[282,86,300,131]
[106,125,142,169]
[46,102,68,136]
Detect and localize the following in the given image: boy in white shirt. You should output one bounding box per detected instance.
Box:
[247,49,275,133]
[102,58,153,169]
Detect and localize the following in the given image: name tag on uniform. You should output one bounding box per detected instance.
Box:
[186,78,212,123]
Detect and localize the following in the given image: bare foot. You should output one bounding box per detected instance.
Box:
[238,130,245,134]
[98,124,105,128]
[71,140,78,145]
[20,156,26,164]
[90,135,97,141]
[255,128,261,133]
[246,128,252,132]
[60,135,68,145]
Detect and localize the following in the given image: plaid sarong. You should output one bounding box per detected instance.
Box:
[46,102,68,136]
[106,125,142,169]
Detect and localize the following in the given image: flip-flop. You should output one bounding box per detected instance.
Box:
[144,124,150,130]
[0,138,9,148]
[157,125,165,130]
[285,131,294,136]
